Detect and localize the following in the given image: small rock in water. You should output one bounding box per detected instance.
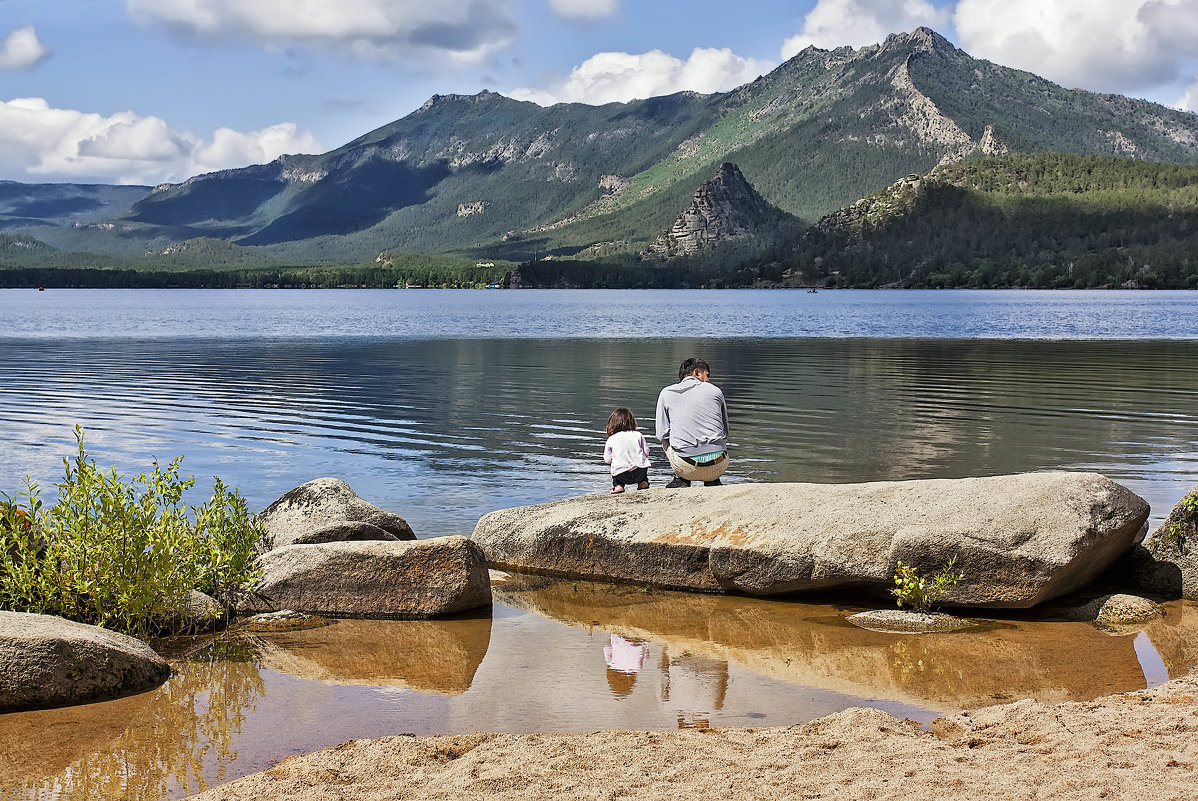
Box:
[238,609,330,632]
[847,609,976,634]
[1075,593,1164,626]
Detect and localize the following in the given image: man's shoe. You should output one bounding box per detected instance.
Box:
[703,479,723,487]
[665,477,692,488]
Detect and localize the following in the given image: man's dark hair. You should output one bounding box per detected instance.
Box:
[678,358,710,381]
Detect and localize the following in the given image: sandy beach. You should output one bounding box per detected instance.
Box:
[189,669,1198,801]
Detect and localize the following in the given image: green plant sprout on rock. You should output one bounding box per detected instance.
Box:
[891,556,964,614]
[0,425,269,638]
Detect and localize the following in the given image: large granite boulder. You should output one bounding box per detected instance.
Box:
[0,611,170,713]
[472,473,1149,609]
[233,537,492,618]
[1110,485,1198,599]
[257,478,415,550]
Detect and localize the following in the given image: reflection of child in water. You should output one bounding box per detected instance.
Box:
[604,407,651,494]
[604,633,649,698]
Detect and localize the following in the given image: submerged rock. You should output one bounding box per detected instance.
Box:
[257,477,415,550]
[1111,485,1198,599]
[472,473,1149,609]
[237,609,330,632]
[846,609,976,633]
[234,537,492,618]
[0,611,170,713]
[1071,593,1164,626]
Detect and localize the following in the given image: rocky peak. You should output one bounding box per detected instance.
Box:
[884,27,957,55]
[645,163,782,259]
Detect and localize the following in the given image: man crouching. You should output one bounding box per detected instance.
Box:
[655,358,729,488]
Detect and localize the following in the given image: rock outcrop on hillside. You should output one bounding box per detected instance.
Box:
[472,473,1149,609]
[644,163,791,259]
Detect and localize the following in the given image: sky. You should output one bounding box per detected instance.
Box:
[1,0,1197,186]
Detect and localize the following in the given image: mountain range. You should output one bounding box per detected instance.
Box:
[2,27,1198,269]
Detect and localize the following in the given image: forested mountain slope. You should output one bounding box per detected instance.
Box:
[792,153,1198,288]
[3,27,1198,265]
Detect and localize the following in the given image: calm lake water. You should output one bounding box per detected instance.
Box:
[1,288,1197,799]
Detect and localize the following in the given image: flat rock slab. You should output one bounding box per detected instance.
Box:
[234,537,492,618]
[257,477,415,550]
[0,611,170,713]
[472,473,1149,609]
[846,609,976,633]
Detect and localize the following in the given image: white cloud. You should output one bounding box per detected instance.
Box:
[1177,78,1198,113]
[508,47,775,106]
[549,0,619,20]
[0,26,52,70]
[781,0,949,57]
[126,0,516,61]
[0,97,320,185]
[192,123,319,174]
[953,0,1198,95]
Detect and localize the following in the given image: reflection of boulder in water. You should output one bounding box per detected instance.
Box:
[0,640,265,797]
[251,616,492,695]
[495,578,1152,711]
[0,688,158,786]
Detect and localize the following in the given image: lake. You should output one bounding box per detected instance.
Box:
[1,288,1197,799]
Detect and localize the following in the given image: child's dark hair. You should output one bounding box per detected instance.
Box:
[606,407,637,436]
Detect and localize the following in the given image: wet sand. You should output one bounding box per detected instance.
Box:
[187,671,1198,801]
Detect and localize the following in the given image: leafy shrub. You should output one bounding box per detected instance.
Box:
[891,556,964,614]
[0,426,268,637]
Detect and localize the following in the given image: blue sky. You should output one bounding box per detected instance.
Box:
[1,0,1196,185]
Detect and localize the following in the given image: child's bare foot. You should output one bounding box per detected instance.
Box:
[610,486,625,494]
[637,481,650,490]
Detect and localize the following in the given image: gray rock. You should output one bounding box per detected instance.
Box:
[645,163,790,259]
[257,478,415,550]
[162,589,225,634]
[237,610,330,632]
[1071,593,1164,625]
[1111,485,1198,599]
[0,611,170,713]
[846,609,976,633]
[472,473,1149,609]
[233,537,492,618]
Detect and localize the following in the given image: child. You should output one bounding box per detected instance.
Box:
[604,407,651,493]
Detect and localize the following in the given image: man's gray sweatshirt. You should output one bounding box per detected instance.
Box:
[655,376,729,457]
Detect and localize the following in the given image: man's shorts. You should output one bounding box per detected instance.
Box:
[665,446,728,483]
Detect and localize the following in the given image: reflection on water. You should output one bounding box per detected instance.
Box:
[4,580,1198,800]
[659,650,729,729]
[250,616,492,695]
[494,576,1180,710]
[1,338,1195,536]
[0,640,265,800]
[2,293,1198,800]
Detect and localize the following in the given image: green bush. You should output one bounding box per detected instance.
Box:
[0,426,267,637]
[891,556,964,614]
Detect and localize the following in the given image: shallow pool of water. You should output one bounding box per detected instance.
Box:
[2,575,1195,800]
